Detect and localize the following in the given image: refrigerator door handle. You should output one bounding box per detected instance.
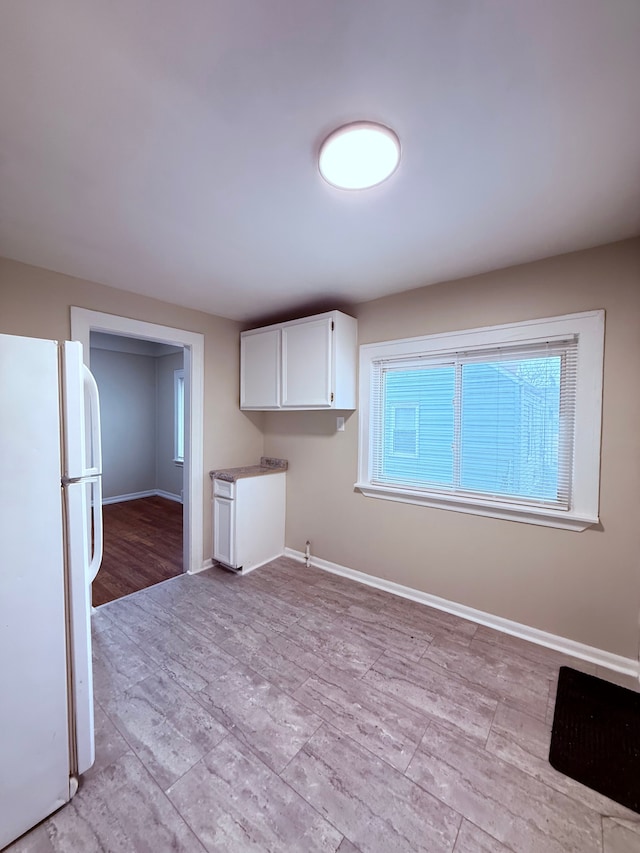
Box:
[82,364,102,478]
[88,474,103,584]
[63,342,102,481]
[83,364,103,583]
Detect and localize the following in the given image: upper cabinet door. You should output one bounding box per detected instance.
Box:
[282,317,333,408]
[240,328,281,409]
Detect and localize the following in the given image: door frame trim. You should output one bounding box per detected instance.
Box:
[70,307,204,574]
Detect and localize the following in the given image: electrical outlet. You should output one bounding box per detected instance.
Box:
[336,416,345,431]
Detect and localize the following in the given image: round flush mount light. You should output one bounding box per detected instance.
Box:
[318,122,401,190]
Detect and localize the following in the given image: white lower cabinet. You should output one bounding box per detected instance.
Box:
[213,495,235,567]
[212,472,286,573]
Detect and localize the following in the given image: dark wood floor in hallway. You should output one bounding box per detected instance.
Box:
[93,496,183,607]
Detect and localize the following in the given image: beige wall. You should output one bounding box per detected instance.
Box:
[0,257,265,560]
[90,347,158,499]
[2,244,639,658]
[264,239,640,659]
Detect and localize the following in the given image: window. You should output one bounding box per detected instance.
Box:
[389,403,419,458]
[356,311,604,530]
[174,368,185,463]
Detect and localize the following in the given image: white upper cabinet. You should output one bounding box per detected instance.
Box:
[240,310,357,410]
[240,327,280,410]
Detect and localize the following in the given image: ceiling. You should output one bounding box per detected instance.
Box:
[1,1,639,323]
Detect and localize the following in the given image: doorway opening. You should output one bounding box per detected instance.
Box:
[88,332,185,604]
[70,308,205,603]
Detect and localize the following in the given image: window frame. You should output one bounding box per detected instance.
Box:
[174,368,185,464]
[356,310,604,531]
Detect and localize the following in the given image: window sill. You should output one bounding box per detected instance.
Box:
[354,482,598,531]
[173,459,184,466]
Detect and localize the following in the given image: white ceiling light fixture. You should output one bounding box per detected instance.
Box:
[319,122,401,190]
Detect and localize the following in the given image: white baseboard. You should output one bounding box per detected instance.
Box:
[188,558,213,575]
[284,548,640,680]
[102,490,156,505]
[191,552,285,577]
[240,551,287,576]
[102,489,182,506]
[155,490,183,504]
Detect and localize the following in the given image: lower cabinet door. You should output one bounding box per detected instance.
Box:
[213,496,236,567]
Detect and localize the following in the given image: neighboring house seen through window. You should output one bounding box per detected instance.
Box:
[357,311,604,530]
[389,403,419,458]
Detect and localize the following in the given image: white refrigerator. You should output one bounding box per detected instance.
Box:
[0,333,103,849]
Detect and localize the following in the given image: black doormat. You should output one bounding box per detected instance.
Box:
[549,666,640,813]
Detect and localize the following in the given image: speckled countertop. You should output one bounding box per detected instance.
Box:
[209,457,288,482]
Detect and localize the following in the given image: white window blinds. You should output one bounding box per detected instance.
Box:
[370,339,578,509]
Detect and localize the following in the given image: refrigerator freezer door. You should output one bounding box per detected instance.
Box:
[64,480,95,775]
[0,334,72,849]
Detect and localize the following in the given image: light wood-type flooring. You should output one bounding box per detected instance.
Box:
[10,557,640,853]
[92,496,183,607]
